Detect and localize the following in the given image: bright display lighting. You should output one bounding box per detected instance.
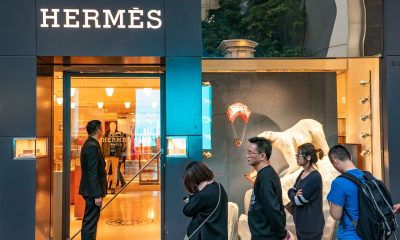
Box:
[105,88,114,97]
[143,88,152,96]
[71,102,76,109]
[124,101,131,109]
[71,88,76,97]
[56,97,63,105]
[97,102,104,109]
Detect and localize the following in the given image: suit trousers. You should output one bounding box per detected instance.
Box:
[81,197,101,240]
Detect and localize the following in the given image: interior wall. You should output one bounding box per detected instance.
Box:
[344,58,381,178]
[36,65,53,240]
[203,72,337,213]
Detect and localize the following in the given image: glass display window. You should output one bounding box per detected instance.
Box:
[167,136,187,157]
[13,137,48,159]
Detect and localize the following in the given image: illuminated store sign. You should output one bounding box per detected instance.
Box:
[40,8,162,29]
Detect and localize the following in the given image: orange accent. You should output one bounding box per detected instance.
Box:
[74,166,85,219]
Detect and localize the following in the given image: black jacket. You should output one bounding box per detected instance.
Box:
[288,171,324,240]
[248,166,287,240]
[79,137,107,198]
[183,182,228,240]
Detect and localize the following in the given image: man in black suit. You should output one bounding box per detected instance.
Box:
[79,120,107,240]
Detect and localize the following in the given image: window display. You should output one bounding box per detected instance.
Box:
[13,137,48,159]
[167,137,187,157]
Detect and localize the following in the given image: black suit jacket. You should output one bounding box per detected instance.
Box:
[79,137,107,198]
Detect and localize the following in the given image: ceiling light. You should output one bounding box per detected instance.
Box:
[56,97,63,105]
[143,88,152,96]
[124,101,131,109]
[71,102,76,109]
[105,88,114,97]
[71,88,76,97]
[97,102,104,109]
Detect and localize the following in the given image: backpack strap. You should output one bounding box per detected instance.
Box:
[338,172,362,228]
[339,172,363,187]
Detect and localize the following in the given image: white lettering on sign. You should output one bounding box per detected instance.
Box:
[82,9,101,28]
[40,9,60,28]
[39,8,163,29]
[64,9,80,28]
[103,9,126,28]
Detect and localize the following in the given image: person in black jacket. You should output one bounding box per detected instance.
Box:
[79,120,107,240]
[183,161,228,240]
[247,137,291,240]
[287,143,325,240]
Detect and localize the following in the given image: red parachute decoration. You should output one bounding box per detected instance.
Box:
[227,103,251,147]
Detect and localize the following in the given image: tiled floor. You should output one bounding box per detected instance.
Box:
[70,183,161,240]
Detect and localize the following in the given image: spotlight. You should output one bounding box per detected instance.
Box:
[56,97,63,105]
[124,101,131,109]
[361,149,371,157]
[97,102,104,109]
[360,132,372,139]
[360,114,371,121]
[359,80,370,86]
[359,97,370,104]
[105,88,114,97]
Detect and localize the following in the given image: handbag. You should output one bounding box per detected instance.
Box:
[184,182,221,240]
[284,201,294,215]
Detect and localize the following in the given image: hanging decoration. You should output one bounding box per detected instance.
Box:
[226,103,251,147]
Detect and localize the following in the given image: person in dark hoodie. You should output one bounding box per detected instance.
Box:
[247,137,292,240]
[183,161,228,240]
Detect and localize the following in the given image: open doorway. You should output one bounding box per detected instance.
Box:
[52,73,163,240]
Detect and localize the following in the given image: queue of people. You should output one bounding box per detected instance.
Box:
[78,120,399,240]
[182,137,400,240]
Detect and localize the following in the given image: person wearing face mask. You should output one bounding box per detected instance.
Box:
[287,143,325,240]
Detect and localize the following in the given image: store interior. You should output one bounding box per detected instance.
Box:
[45,57,380,240]
[52,75,161,240]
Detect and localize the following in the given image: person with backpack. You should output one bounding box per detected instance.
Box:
[327,144,398,240]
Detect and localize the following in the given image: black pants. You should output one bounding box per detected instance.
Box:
[81,197,101,240]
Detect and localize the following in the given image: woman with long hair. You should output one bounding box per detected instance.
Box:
[287,143,325,240]
[183,161,228,240]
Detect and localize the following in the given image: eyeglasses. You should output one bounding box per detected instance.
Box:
[247,152,260,155]
[295,154,306,159]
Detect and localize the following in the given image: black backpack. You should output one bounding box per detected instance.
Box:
[339,171,398,240]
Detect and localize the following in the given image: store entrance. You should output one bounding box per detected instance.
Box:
[53,73,163,240]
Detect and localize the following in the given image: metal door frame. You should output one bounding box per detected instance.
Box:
[62,72,166,240]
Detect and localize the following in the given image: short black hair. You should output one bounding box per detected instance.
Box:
[183,161,214,194]
[86,120,101,136]
[248,137,272,160]
[328,144,351,162]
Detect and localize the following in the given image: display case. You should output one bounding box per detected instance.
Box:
[167,136,187,157]
[13,137,48,160]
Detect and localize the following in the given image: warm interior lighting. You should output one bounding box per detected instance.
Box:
[143,88,152,96]
[105,88,114,97]
[97,102,104,109]
[71,88,76,97]
[124,101,131,109]
[56,97,63,105]
[71,102,76,109]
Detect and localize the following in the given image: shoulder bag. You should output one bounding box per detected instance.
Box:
[184,182,221,240]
